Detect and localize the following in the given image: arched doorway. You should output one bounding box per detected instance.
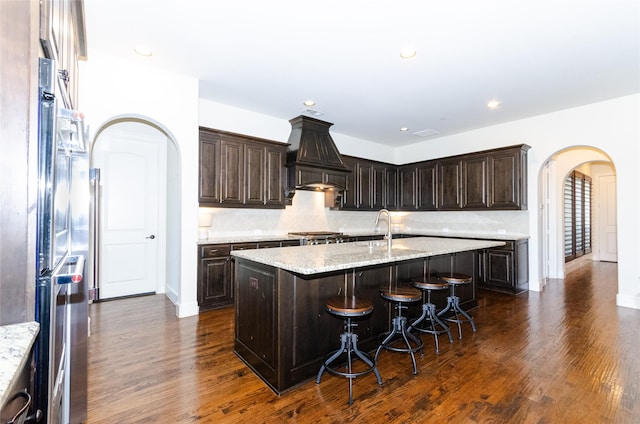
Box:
[90,117,181,302]
[538,146,617,287]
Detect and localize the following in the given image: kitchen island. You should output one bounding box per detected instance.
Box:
[231,237,504,394]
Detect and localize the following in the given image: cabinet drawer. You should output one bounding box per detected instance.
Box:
[200,245,231,258]
[257,241,282,249]
[231,243,259,251]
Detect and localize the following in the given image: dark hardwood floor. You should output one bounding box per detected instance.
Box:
[87,261,639,423]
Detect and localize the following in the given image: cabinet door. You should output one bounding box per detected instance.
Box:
[489,149,522,209]
[244,143,266,206]
[438,159,462,210]
[417,162,437,210]
[398,165,417,209]
[358,162,373,209]
[462,155,488,209]
[385,167,398,209]
[341,157,359,209]
[371,164,386,210]
[265,146,285,207]
[199,256,231,307]
[198,133,220,204]
[235,261,277,369]
[220,139,244,205]
[486,250,514,288]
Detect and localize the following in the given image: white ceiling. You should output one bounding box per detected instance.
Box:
[84,0,640,146]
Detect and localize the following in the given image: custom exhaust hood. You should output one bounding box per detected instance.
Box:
[284,115,351,201]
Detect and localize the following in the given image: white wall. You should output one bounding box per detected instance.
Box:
[79,51,200,317]
[396,94,640,309]
[199,99,396,162]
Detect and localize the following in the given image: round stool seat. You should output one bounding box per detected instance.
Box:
[438,272,472,285]
[412,276,449,291]
[380,286,422,303]
[325,296,373,317]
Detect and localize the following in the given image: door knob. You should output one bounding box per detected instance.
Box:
[146,234,155,239]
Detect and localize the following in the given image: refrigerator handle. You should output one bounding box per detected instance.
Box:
[89,168,100,301]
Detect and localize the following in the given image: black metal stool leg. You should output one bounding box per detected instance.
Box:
[438,290,476,339]
[375,304,423,375]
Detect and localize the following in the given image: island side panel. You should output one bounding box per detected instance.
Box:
[234,259,279,391]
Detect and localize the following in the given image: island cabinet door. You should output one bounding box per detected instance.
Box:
[235,261,278,373]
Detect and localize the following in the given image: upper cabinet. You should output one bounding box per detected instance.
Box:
[40,0,87,109]
[199,127,288,209]
[487,146,529,210]
[390,144,530,212]
[339,155,396,211]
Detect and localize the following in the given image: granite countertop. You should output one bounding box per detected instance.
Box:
[231,236,504,275]
[0,321,39,407]
[198,230,528,245]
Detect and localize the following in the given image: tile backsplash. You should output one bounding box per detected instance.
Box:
[199,190,528,238]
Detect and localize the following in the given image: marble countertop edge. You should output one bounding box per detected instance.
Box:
[231,237,504,275]
[0,321,39,407]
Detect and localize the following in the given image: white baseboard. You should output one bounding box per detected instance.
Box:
[616,293,640,310]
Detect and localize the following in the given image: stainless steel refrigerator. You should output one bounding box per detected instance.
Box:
[35,57,93,424]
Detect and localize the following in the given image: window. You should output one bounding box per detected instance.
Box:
[564,170,592,262]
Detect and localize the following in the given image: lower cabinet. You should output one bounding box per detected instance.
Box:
[198,240,300,311]
[479,239,529,294]
[198,244,233,311]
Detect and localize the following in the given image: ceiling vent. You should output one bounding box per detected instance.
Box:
[301,108,325,117]
[413,129,439,137]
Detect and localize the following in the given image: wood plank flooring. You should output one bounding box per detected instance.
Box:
[86,261,639,423]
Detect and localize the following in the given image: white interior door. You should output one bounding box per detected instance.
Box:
[94,125,163,299]
[598,174,617,262]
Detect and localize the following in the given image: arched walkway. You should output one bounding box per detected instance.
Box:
[90,116,182,304]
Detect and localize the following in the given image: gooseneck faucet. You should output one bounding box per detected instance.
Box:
[375,208,392,252]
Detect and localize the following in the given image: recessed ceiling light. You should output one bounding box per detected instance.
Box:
[400,127,409,132]
[487,99,501,109]
[400,47,416,59]
[133,45,153,56]
[303,100,315,106]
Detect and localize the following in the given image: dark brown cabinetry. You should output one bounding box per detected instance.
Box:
[199,127,288,209]
[488,146,529,209]
[398,165,417,209]
[338,144,530,212]
[438,158,464,210]
[445,145,530,211]
[340,155,395,210]
[479,239,529,294]
[462,155,488,209]
[198,244,232,310]
[198,240,299,310]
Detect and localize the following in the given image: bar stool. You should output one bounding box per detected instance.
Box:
[316,295,383,404]
[374,285,424,375]
[437,272,476,339]
[407,276,453,353]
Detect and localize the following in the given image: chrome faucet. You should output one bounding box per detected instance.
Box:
[375,208,392,252]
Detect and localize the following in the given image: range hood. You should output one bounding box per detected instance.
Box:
[284,115,351,201]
